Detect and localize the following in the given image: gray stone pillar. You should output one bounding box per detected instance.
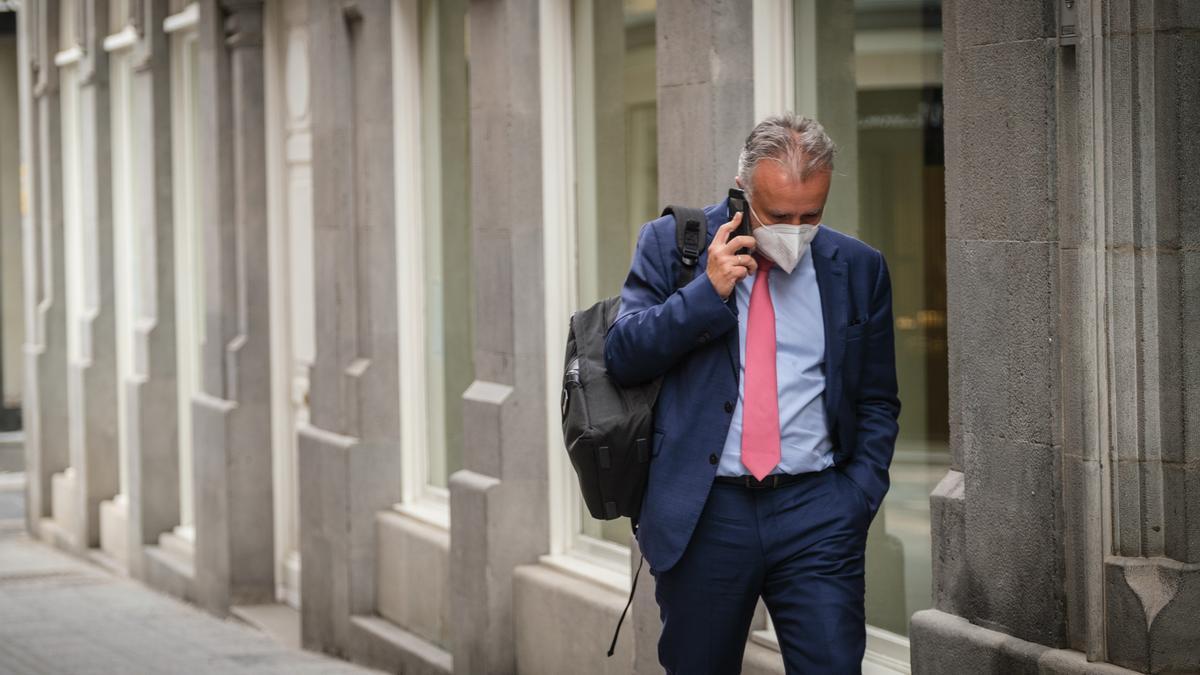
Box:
[928,0,1066,647]
[122,0,180,581]
[912,1,1200,673]
[298,0,401,658]
[450,1,549,672]
[655,0,753,207]
[191,0,274,615]
[66,0,119,552]
[1084,1,1200,671]
[21,0,70,535]
[631,2,754,672]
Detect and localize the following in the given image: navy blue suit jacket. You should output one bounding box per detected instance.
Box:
[604,199,901,573]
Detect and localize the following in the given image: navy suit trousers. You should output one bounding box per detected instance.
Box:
[651,467,870,674]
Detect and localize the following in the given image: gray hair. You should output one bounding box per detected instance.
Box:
[736,113,836,196]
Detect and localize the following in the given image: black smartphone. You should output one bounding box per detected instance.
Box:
[727,188,753,255]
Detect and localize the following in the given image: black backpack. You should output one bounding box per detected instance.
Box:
[560,205,708,527]
[560,205,708,658]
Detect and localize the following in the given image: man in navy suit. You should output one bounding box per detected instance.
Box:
[605,114,900,674]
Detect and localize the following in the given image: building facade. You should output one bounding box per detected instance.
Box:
[6,0,1197,673]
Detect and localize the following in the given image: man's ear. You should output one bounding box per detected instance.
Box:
[734,175,743,190]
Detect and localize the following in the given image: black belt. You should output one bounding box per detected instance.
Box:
[713,469,826,489]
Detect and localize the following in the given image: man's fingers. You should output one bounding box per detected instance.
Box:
[722,235,757,254]
[712,212,741,248]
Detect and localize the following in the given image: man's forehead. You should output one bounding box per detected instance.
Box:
[751,163,831,206]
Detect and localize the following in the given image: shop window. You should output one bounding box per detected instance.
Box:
[542,0,659,584]
[753,0,948,667]
[396,0,473,523]
[166,3,203,539]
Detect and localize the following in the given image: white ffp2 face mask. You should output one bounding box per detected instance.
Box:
[748,203,819,274]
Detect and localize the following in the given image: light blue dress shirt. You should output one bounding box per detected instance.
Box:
[716,242,834,477]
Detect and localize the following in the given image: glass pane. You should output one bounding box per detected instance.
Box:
[797,0,948,638]
[573,0,658,548]
[421,0,473,490]
[172,31,203,529]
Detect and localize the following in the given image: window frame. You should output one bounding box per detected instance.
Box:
[105,25,139,502]
[538,0,636,593]
[749,2,944,670]
[392,0,454,531]
[165,2,202,543]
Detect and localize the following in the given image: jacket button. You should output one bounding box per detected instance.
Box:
[724,401,734,413]
[698,331,710,343]
[709,453,719,465]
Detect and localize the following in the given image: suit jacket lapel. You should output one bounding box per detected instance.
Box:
[811,228,846,430]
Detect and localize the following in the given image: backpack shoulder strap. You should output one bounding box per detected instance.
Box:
[660,205,708,289]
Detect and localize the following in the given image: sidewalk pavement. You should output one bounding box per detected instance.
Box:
[0,473,380,675]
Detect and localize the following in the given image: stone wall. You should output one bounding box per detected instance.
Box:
[911,1,1200,673]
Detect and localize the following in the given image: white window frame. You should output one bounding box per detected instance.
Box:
[165,2,202,546]
[393,0,451,531]
[752,0,795,119]
[263,0,312,610]
[538,0,633,594]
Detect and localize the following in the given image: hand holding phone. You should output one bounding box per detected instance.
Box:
[727,188,753,256]
[706,190,758,300]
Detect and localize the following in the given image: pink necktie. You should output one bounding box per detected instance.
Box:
[741,255,780,480]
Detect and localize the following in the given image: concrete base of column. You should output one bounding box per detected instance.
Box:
[45,469,79,551]
[910,610,1140,675]
[67,358,120,552]
[1103,558,1200,673]
[297,425,400,659]
[348,614,453,675]
[143,531,197,603]
[24,347,70,533]
[98,495,130,570]
[512,563,633,674]
[448,469,507,675]
[192,393,275,616]
[124,375,181,581]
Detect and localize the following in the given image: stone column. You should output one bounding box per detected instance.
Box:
[450,1,549,672]
[122,0,180,581]
[190,0,274,615]
[298,0,401,658]
[632,2,754,672]
[21,0,70,535]
[19,1,63,530]
[1085,1,1200,671]
[655,0,753,207]
[66,0,119,552]
[923,0,1067,648]
[912,0,1200,672]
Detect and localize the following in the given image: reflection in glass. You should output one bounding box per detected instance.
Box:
[797,0,949,638]
[421,0,473,490]
[171,28,204,531]
[574,0,658,548]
